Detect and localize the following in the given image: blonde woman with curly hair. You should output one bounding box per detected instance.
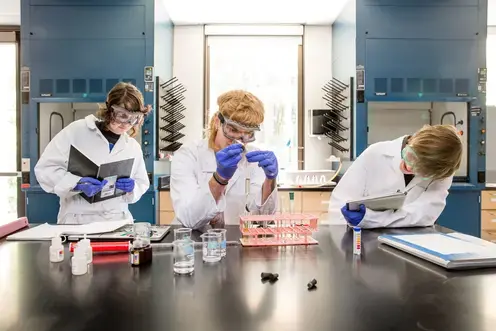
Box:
[329,124,463,228]
[35,82,151,224]
[171,90,278,230]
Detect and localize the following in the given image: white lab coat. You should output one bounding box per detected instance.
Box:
[170,139,278,230]
[34,115,149,224]
[328,136,452,228]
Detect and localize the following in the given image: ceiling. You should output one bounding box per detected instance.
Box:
[1,0,496,27]
[161,0,348,25]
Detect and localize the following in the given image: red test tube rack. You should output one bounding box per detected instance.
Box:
[239,213,319,247]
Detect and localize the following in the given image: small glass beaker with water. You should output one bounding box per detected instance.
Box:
[200,232,221,263]
[174,228,192,241]
[133,222,152,245]
[173,239,195,275]
[208,228,227,258]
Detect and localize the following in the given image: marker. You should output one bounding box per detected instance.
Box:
[353,227,361,255]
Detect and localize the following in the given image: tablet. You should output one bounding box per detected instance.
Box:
[347,191,406,211]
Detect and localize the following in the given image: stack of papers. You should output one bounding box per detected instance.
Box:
[7,220,132,241]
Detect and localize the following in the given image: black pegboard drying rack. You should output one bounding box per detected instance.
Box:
[319,77,352,155]
[155,76,186,159]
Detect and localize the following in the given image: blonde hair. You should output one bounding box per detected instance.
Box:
[96,82,151,138]
[408,124,462,180]
[207,90,265,150]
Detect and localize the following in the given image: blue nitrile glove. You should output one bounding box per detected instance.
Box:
[341,204,366,226]
[116,178,135,192]
[245,151,278,179]
[215,143,244,180]
[74,177,108,197]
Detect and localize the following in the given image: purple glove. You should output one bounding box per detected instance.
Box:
[215,143,244,180]
[246,151,278,179]
[116,178,135,193]
[341,204,366,226]
[74,177,108,197]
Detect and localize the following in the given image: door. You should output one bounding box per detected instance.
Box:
[0,31,22,224]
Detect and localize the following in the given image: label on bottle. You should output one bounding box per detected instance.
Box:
[50,247,64,262]
[130,251,140,265]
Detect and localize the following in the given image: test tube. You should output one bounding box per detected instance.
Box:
[244,176,251,229]
[353,227,362,255]
[289,191,295,214]
[289,191,295,235]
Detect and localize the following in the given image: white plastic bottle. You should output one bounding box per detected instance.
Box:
[49,236,64,263]
[80,235,93,264]
[71,245,88,276]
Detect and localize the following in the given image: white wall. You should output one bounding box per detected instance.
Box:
[303,26,334,169]
[172,25,205,145]
[0,0,20,25]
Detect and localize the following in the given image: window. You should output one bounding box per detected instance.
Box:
[206,35,302,170]
[0,32,20,223]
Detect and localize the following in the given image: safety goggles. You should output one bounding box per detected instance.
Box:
[111,105,144,126]
[401,145,431,180]
[218,113,260,143]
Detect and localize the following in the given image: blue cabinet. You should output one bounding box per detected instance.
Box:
[437,189,480,237]
[129,191,157,224]
[26,191,60,224]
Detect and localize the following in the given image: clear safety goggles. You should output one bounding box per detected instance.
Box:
[111,105,144,126]
[218,113,260,143]
[401,145,431,180]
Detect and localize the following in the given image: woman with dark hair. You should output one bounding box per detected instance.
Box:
[35,82,151,224]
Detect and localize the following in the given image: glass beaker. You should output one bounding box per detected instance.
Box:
[174,228,192,241]
[133,222,151,246]
[173,239,195,275]
[200,232,221,263]
[208,228,227,258]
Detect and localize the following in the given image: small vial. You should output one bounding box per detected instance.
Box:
[353,227,362,255]
[129,238,153,267]
[49,236,64,263]
[80,235,93,264]
[71,245,88,276]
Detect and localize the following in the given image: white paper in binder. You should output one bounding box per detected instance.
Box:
[6,220,132,241]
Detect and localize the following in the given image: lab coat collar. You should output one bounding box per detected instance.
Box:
[381,135,408,157]
[381,136,408,187]
[84,115,130,144]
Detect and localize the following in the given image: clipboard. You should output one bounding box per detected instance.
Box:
[346,191,407,211]
[68,146,134,204]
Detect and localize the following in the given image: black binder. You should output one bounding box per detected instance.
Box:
[68,145,135,204]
